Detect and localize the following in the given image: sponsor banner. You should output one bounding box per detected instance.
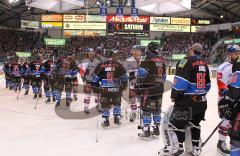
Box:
[140,40,160,46]
[41,14,63,21]
[16,52,32,58]
[100,6,107,16]
[64,30,106,36]
[86,15,106,22]
[64,22,106,30]
[116,7,124,17]
[224,38,240,44]
[63,15,85,22]
[171,17,191,25]
[108,23,149,31]
[107,15,150,23]
[44,38,66,46]
[150,17,170,24]
[150,24,190,32]
[131,7,138,16]
[191,26,202,33]
[41,22,63,29]
[21,20,39,29]
[171,54,187,60]
[191,19,210,25]
[108,31,149,37]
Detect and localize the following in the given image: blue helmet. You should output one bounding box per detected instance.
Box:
[227,44,240,53]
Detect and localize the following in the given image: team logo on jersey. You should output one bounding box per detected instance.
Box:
[230,74,238,83]
[217,73,223,79]
[178,59,187,68]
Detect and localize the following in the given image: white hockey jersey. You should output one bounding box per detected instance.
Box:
[123,56,145,87]
[79,58,101,82]
[217,61,233,98]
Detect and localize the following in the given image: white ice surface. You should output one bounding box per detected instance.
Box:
[0,75,221,156]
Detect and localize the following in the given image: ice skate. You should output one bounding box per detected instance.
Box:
[66,100,71,107]
[55,101,60,108]
[151,124,160,136]
[45,97,51,104]
[138,126,150,138]
[217,140,230,156]
[84,107,90,114]
[129,112,137,122]
[101,118,110,128]
[114,116,121,125]
[33,93,37,99]
[52,97,56,102]
[24,90,29,95]
[38,93,42,98]
[191,146,202,156]
[158,143,184,156]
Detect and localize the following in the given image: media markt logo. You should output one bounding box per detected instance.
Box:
[109,16,149,23]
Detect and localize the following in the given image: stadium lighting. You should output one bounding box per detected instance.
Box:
[220,15,224,18]
[9,0,19,3]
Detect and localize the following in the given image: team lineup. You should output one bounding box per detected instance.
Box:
[2,42,240,156]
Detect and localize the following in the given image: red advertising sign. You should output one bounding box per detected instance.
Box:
[107,15,149,23]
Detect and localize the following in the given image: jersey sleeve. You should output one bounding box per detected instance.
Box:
[171,58,192,100]
[217,66,229,92]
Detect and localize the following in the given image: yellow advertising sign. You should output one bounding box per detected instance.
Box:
[41,22,63,29]
[171,17,191,25]
[63,15,85,22]
[41,14,63,21]
[63,22,106,30]
[150,24,190,32]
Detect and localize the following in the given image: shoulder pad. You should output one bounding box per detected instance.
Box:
[178,59,188,68]
[237,57,240,62]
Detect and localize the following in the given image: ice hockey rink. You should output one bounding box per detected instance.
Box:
[0,74,222,156]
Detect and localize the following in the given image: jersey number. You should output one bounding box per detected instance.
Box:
[107,72,114,82]
[197,73,206,88]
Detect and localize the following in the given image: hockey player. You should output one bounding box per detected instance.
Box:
[80,48,101,114]
[10,56,22,92]
[21,57,31,95]
[70,54,79,101]
[136,42,166,137]
[123,45,144,122]
[92,49,128,127]
[3,57,13,89]
[160,43,211,156]
[42,55,56,103]
[29,55,45,99]
[218,45,240,156]
[54,53,78,108]
[216,45,238,155]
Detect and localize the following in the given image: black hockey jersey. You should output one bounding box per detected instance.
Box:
[135,54,166,97]
[92,58,128,92]
[171,55,211,100]
[10,62,22,77]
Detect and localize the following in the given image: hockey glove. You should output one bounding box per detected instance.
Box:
[135,67,148,78]
[218,98,233,120]
[219,89,228,97]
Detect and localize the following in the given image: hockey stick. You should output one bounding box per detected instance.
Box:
[16,89,21,100]
[34,89,40,110]
[201,119,224,147]
[96,112,100,143]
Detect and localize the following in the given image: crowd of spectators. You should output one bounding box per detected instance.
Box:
[1,27,239,64]
[0,28,40,61]
[161,32,218,57]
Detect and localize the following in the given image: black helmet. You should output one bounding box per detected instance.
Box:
[147,42,160,53]
[35,55,40,61]
[104,49,113,58]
